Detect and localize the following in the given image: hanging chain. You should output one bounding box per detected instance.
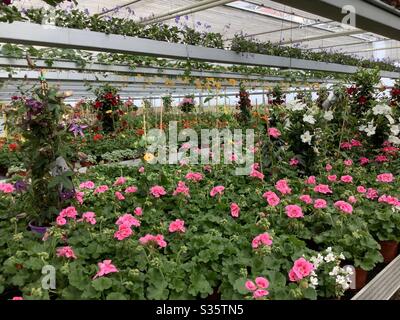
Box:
[39,69,49,95]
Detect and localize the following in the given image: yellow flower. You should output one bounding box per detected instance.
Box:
[144,153,155,162]
[105,110,112,114]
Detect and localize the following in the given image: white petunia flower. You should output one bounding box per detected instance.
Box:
[303,114,316,124]
[359,121,376,136]
[390,124,400,136]
[372,104,392,116]
[286,99,307,112]
[388,135,400,145]
[301,131,313,145]
[323,111,334,121]
[386,115,395,125]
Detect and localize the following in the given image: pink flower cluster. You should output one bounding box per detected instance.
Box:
[376,173,394,183]
[263,191,280,206]
[56,246,77,259]
[305,176,316,185]
[173,181,190,197]
[268,127,281,138]
[93,260,118,279]
[169,219,186,233]
[134,207,143,216]
[114,177,127,186]
[150,185,167,198]
[75,191,84,205]
[115,191,125,201]
[285,205,304,218]
[210,185,225,197]
[299,195,313,204]
[314,199,327,209]
[252,233,273,249]
[378,195,400,206]
[340,175,353,183]
[94,185,109,194]
[56,206,78,226]
[249,163,264,180]
[79,181,95,190]
[334,201,353,214]
[289,258,314,282]
[185,172,203,182]
[125,186,138,193]
[79,212,96,225]
[275,179,291,195]
[114,214,141,241]
[0,183,15,193]
[290,158,299,167]
[139,234,167,248]
[230,203,240,218]
[314,184,333,194]
[245,277,270,299]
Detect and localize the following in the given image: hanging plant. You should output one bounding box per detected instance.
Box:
[179,95,195,113]
[93,84,123,133]
[235,85,252,124]
[162,95,173,113]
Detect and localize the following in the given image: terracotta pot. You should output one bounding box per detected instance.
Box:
[354,268,368,290]
[379,240,399,263]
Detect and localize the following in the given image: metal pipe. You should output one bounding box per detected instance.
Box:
[141,0,233,25]
[97,0,142,17]
[277,30,364,45]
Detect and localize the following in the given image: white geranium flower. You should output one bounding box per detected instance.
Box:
[323,111,334,121]
[301,131,313,145]
[329,266,340,276]
[388,135,400,145]
[286,99,306,112]
[390,124,400,136]
[303,114,316,124]
[310,276,318,288]
[339,253,346,260]
[326,247,332,253]
[372,104,392,116]
[344,266,354,275]
[324,253,336,262]
[360,122,376,136]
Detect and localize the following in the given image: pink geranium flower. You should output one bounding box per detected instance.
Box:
[125,186,138,193]
[115,191,125,201]
[250,169,264,180]
[79,181,95,189]
[11,297,23,300]
[139,234,167,248]
[138,166,145,173]
[253,289,269,299]
[173,181,190,197]
[230,203,240,218]
[275,179,292,195]
[252,233,273,248]
[290,158,299,167]
[328,175,337,182]
[285,205,304,218]
[0,183,15,193]
[263,191,280,207]
[268,127,281,138]
[288,258,314,282]
[340,175,353,183]
[314,199,327,209]
[334,201,353,214]
[305,176,316,185]
[134,207,143,216]
[344,159,353,167]
[150,185,167,198]
[325,164,333,172]
[255,277,269,289]
[114,177,127,186]
[299,195,313,205]
[116,214,140,228]
[376,173,394,183]
[359,157,370,166]
[93,260,118,279]
[80,212,96,225]
[94,185,109,194]
[357,186,367,193]
[56,215,67,226]
[75,191,84,205]
[348,196,357,204]
[56,246,77,259]
[210,185,225,197]
[375,155,388,163]
[185,172,203,182]
[59,206,78,219]
[366,188,379,200]
[114,224,133,241]
[245,280,257,291]
[169,219,186,233]
[314,184,333,194]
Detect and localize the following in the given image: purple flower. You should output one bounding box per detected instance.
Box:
[60,189,75,201]
[14,180,27,192]
[26,98,43,114]
[175,16,180,23]
[69,123,88,137]
[2,0,12,5]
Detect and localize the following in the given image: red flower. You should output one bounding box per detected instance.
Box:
[8,143,18,152]
[358,96,367,105]
[94,101,103,109]
[136,129,145,136]
[104,93,114,100]
[93,134,103,141]
[347,86,357,95]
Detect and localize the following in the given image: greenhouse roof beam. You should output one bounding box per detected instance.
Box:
[0,57,339,84]
[270,0,400,41]
[97,0,142,17]
[277,30,364,45]
[0,22,399,78]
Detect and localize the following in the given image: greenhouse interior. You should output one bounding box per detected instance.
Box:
[0,0,400,303]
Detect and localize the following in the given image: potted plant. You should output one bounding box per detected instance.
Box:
[179,95,195,113]
[93,84,123,133]
[8,86,74,234]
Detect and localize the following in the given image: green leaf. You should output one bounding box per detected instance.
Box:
[303,287,317,300]
[106,292,127,300]
[92,277,113,291]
